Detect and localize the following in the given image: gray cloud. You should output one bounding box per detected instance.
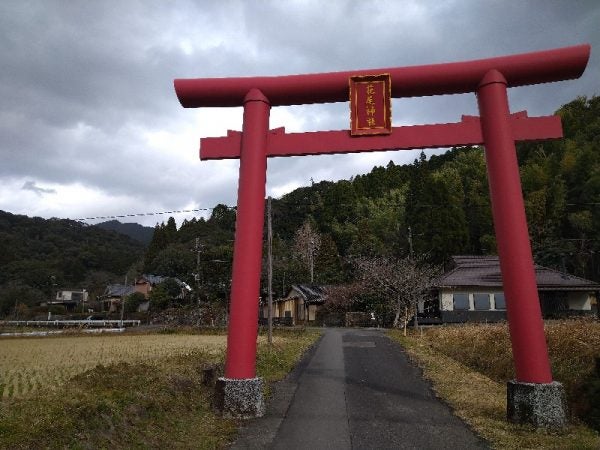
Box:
[0,0,598,226]
[21,181,57,196]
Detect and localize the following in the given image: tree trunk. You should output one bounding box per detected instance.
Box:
[393,308,401,328]
[413,303,419,331]
[393,296,403,329]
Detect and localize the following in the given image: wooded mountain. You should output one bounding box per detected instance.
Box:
[0,211,145,316]
[2,95,597,315]
[142,95,600,302]
[95,220,154,245]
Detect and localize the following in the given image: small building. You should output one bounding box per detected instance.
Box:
[100,284,136,313]
[423,255,599,323]
[135,274,192,299]
[49,289,88,311]
[261,285,327,326]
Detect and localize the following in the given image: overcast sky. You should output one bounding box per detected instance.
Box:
[1,0,598,227]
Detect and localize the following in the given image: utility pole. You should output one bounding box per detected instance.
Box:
[120,275,127,327]
[195,237,203,304]
[408,226,414,260]
[267,196,273,345]
[309,238,315,283]
[194,237,203,304]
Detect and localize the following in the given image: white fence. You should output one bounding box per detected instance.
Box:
[1,320,141,328]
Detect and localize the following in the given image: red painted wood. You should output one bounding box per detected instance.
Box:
[224,89,270,379]
[477,70,553,383]
[199,114,562,160]
[175,44,589,108]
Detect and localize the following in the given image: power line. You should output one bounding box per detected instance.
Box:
[75,206,236,222]
[72,197,600,223]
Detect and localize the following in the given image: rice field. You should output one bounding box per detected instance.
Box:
[0,333,264,399]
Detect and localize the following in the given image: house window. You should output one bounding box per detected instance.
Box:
[473,293,490,310]
[284,310,292,318]
[494,293,506,310]
[453,293,469,310]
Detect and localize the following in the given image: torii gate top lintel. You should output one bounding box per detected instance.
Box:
[175,44,590,109]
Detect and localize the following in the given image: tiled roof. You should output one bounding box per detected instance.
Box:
[436,255,600,291]
[138,274,192,291]
[290,284,328,304]
[104,284,136,297]
[139,274,167,285]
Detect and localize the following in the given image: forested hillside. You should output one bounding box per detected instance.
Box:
[0,211,144,315]
[3,95,596,315]
[95,220,154,245]
[142,96,600,302]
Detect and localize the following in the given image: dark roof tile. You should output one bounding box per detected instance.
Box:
[436,255,600,290]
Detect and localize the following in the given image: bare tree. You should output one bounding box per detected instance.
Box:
[293,220,322,283]
[323,282,364,312]
[352,255,441,330]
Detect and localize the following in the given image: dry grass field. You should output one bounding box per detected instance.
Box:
[0,329,320,449]
[0,333,281,399]
[421,319,600,411]
[389,319,600,449]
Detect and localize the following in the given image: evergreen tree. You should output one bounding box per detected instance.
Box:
[143,223,168,271]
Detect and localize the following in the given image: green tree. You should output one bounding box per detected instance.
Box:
[149,278,182,310]
[124,292,146,313]
[144,223,169,271]
[147,244,195,279]
[209,204,236,232]
[314,234,344,284]
[0,281,45,318]
[165,217,178,243]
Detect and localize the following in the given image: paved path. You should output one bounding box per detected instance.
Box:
[232,328,487,449]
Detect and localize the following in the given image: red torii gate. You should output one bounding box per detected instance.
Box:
[175,44,590,423]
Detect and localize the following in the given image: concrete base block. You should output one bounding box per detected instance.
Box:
[214,377,265,419]
[507,380,567,428]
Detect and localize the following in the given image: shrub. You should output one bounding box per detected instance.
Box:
[124,292,146,313]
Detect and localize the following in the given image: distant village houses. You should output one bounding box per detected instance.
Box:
[47,289,89,312]
[99,274,192,312]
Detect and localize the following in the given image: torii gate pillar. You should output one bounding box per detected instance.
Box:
[477,71,566,426]
[214,89,270,418]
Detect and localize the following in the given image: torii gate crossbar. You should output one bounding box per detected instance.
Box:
[175,44,590,422]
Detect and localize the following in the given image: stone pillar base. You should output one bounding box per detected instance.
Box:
[507,380,567,428]
[214,377,265,419]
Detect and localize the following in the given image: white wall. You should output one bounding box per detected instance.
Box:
[567,292,592,310]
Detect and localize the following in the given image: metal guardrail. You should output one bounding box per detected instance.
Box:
[1,320,141,327]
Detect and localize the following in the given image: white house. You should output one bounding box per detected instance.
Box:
[49,289,89,311]
[422,255,599,323]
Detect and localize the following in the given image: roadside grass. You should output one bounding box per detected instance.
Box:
[388,320,600,449]
[257,328,322,385]
[0,328,321,449]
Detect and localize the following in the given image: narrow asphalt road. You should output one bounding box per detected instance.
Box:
[232,328,487,449]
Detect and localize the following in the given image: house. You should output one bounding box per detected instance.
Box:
[134,274,192,299]
[260,285,327,326]
[422,255,599,323]
[49,289,88,311]
[100,284,136,313]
